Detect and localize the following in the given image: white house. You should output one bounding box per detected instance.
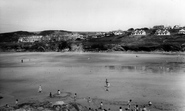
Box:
[132,30,146,36]
[155,29,170,36]
[178,29,185,34]
[112,30,124,35]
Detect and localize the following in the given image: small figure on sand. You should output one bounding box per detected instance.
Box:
[127,99,132,109]
[99,102,103,109]
[38,85,42,93]
[88,107,92,111]
[105,79,108,85]
[15,99,18,105]
[49,92,52,98]
[148,101,152,106]
[74,93,77,101]
[105,79,110,91]
[107,82,110,90]
[87,97,92,106]
[142,106,147,111]
[134,105,139,111]
[119,107,123,111]
[57,90,61,95]
[21,59,23,63]
[5,104,9,108]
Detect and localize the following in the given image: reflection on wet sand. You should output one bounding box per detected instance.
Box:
[105,62,185,74]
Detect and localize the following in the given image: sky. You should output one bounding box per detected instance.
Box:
[0,0,185,33]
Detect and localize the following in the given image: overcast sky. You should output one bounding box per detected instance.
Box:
[0,0,185,33]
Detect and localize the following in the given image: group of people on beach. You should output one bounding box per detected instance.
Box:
[86,99,152,111]
[35,79,152,111]
[5,80,152,111]
[87,79,152,111]
[38,85,62,98]
[36,79,152,111]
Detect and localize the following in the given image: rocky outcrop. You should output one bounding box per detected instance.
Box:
[0,100,85,111]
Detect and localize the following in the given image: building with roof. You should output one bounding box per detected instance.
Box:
[178,29,185,34]
[155,29,170,36]
[112,30,124,35]
[131,30,146,36]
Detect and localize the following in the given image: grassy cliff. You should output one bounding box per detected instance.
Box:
[0,29,185,52]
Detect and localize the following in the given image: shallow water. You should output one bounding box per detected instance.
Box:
[0,52,185,109]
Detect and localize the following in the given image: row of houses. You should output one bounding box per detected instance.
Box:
[131,30,146,35]
[131,28,185,36]
[153,25,181,30]
[155,29,170,35]
[89,30,125,39]
[18,28,185,43]
[111,30,124,35]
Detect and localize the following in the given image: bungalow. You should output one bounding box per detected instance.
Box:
[131,30,146,36]
[155,29,170,36]
[112,30,124,35]
[178,29,185,34]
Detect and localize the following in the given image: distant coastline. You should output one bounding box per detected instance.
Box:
[0,50,184,56]
[0,25,185,52]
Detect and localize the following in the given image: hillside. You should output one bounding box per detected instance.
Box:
[83,33,185,52]
[0,29,185,52]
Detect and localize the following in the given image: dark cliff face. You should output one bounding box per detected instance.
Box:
[0,29,185,52]
[0,31,35,42]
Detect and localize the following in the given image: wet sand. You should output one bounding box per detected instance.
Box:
[0,52,185,110]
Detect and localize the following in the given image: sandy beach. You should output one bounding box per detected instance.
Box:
[0,52,185,110]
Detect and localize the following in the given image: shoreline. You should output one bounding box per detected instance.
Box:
[0,50,185,55]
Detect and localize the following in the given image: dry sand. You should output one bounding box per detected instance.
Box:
[0,52,185,110]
